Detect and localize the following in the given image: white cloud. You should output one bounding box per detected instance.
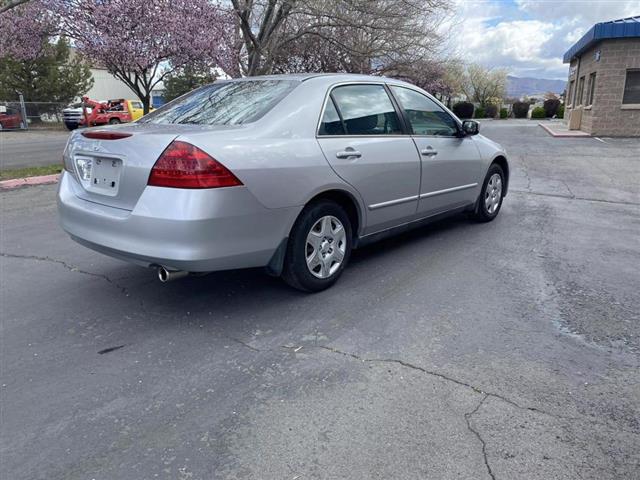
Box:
[450,0,639,79]
[515,0,639,25]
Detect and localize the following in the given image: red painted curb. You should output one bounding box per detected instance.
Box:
[0,173,60,190]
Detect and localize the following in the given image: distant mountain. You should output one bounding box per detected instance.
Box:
[506,76,566,98]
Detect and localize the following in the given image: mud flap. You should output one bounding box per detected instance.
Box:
[265,237,288,277]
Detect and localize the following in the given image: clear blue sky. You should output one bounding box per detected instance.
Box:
[450,0,638,79]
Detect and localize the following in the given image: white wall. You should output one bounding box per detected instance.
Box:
[84,68,138,101]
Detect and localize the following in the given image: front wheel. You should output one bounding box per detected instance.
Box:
[282,201,352,292]
[108,118,121,125]
[472,164,505,222]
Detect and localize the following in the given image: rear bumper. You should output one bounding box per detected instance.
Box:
[57,172,301,272]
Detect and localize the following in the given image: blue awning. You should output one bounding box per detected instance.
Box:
[563,16,640,63]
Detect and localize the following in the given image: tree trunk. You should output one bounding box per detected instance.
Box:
[142,95,151,114]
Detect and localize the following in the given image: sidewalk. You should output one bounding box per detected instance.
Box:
[538,121,590,138]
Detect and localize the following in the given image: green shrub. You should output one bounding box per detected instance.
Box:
[531,106,546,119]
[556,104,565,119]
[543,98,561,117]
[485,104,498,118]
[512,101,529,118]
[452,101,474,119]
[474,106,485,119]
[499,108,508,119]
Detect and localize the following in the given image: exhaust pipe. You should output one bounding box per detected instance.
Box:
[157,266,189,283]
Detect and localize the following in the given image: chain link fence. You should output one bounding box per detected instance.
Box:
[0,96,68,131]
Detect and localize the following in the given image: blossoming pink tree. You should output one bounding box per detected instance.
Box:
[0,0,57,61]
[1,0,238,112]
[56,0,238,113]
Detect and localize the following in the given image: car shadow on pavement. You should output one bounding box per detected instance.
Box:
[103,212,483,323]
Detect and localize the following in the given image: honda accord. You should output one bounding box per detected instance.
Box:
[58,73,509,292]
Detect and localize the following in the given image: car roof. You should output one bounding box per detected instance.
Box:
[225,72,415,87]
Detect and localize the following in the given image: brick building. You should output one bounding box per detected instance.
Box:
[563,16,640,137]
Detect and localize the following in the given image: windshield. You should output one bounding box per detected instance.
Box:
[140,80,299,126]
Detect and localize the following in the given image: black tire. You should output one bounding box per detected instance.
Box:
[282,200,352,292]
[108,118,121,125]
[472,163,505,222]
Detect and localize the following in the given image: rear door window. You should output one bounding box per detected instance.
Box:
[328,84,402,135]
[318,98,345,135]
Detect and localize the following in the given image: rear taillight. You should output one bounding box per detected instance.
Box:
[147,141,243,189]
[81,131,132,140]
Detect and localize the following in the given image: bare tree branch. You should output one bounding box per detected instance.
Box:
[0,0,31,14]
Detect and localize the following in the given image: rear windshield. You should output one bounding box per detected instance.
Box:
[140,80,299,126]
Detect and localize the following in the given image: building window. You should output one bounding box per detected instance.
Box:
[567,80,575,106]
[576,76,585,106]
[586,72,596,106]
[622,69,640,104]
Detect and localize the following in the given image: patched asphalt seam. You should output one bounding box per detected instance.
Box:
[465,395,495,480]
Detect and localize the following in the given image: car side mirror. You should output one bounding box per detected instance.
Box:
[462,120,479,136]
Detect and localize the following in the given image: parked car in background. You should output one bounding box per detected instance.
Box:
[63,102,92,130]
[0,106,24,130]
[58,74,509,292]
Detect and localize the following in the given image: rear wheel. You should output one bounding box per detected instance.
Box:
[108,118,121,125]
[472,163,505,222]
[282,201,352,292]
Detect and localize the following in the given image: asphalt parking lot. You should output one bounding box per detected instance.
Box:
[0,130,70,169]
[1,121,639,479]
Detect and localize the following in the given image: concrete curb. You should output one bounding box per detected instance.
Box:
[538,122,591,138]
[0,173,60,190]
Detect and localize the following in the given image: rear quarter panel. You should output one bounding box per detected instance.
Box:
[177,80,367,219]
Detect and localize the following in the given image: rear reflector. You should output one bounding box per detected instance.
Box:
[147,141,243,189]
[82,130,132,140]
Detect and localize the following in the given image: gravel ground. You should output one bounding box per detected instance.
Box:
[1,121,639,479]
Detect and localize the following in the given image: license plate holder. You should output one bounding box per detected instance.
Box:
[89,157,122,196]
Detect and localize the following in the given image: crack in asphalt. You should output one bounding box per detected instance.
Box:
[518,154,533,192]
[316,345,577,422]
[228,337,261,352]
[465,395,495,480]
[8,250,578,423]
[510,190,640,206]
[235,341,579,424]
[0,252,170,319]
[559,179,575,199]
[1,252,130,296]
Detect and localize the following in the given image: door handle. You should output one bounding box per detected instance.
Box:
[421,148,438,157]
[336,150,362,159]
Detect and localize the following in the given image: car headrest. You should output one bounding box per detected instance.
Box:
[346,114,378,134]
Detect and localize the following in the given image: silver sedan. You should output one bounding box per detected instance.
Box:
[58,73,509,291]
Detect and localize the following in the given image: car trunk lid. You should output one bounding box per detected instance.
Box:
[64,123,243,210]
